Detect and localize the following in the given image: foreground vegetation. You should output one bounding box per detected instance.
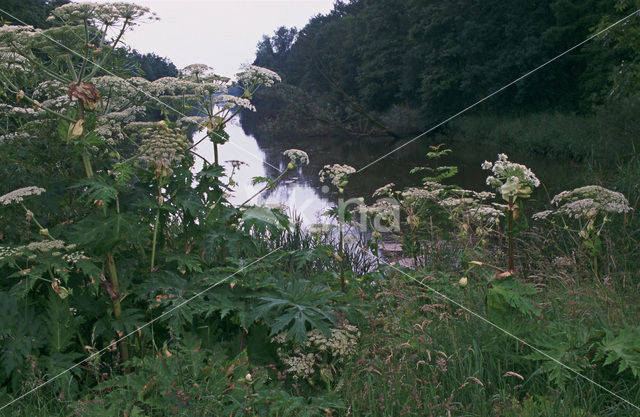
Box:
[1,2,640,417]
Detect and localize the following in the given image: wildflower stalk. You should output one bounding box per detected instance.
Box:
[482,154,540,272]
[105,251,129,363]
[85,17,131,80]
[338,219,345,292]
[318,163,355,292]
[507,196,515,272]
[77,19,91,82]
[150,181,162,271]
[77,100,94,179]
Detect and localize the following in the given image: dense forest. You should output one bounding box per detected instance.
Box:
[244,0,640,152]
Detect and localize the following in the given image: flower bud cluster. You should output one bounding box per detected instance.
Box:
[136,123,190,177]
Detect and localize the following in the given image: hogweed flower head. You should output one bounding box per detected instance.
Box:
[180,63,215,80]
[482,154,539,202]
[283,149,309,168]
[547,185,632,219]
[467,205,504,225]
[0,186,45,206]
[236,65,281,88]
[0,25,41,48]
[401,186,442,204]
[271,324,359,380]
[532,210,553,220]
[1,238,85,265]
[137,122,190,178]
[355,200,397,221]
[213,94,255,111]
[372,182,395,198]
[319,164,356,193]
[308,223,334,235]
[49,2,157,27]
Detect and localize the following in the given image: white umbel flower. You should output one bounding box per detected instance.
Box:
[0,186,45,206]
[283,149,309,167]
[319,164,356,192]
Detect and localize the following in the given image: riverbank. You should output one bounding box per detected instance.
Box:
[243,85,640,171]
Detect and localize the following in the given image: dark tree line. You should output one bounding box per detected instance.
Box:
[126,51,179,81]
[0,0,70,28]
[252,0,640,129]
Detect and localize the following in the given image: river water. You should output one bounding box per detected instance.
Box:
[193,119,586,225]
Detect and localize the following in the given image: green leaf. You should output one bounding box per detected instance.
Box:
[247,280,338,343]
[595,326,640,378]
[43,293,77,353]
[166,252,203,273]
[74,177,119,214]
[488,280,541,318]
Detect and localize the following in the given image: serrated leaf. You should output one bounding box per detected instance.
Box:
[488,280,540,318]
[595,327,640,378]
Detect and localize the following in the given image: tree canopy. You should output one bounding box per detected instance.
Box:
[252,0,640,127]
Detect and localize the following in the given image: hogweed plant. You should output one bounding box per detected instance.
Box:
[176,64,280,165]
[0,3,311,410]
[137,121,190,271]
[0,2,158,178]
[533,185,632,278]
[319,164,356,291]
[482,153,540,272]
[354,200,400,267]
[365,146,503,269]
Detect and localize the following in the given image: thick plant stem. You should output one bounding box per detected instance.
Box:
[507,198,515,272]
[214,143,219,165]
[76,101,94,178]
[339,222,345,292]
[105,252,129,363]
[82,154,94,179]
[150,211,160,272]
[150,183,162,272]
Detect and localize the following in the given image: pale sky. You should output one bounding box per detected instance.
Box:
[80,0,335,78]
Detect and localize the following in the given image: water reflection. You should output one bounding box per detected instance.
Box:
[192,121,333,224]
[193,118,586,225]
